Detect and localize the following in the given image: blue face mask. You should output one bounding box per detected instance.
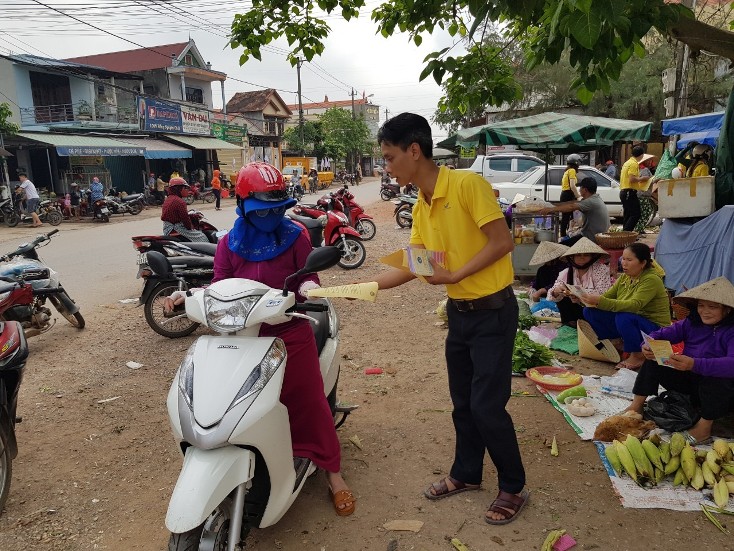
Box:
[246,207,286,233]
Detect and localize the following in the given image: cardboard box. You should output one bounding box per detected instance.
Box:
[657,176,715,218]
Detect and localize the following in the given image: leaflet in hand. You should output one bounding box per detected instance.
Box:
[641,331,674,366]
[407,247,445,277]
[564,283,591,305]
[307,282,379,302]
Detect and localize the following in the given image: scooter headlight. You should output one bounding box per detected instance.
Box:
[204,292,263,332]
[178,342,196,408]
[230,338,287,409]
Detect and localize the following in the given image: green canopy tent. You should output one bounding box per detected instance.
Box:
[436,112,651,152]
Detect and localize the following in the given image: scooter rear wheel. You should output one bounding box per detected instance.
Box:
[168,497,234,551]
[47,209,62,226]
[129,202,143,215]
[144,282,200,338]
[395,204,413,229]
[380,190,392,201]
[4,212,19,228]
[355,219,376,241]
[48,294,85,329]
[204,193,215,204]
[0,430,11,515]
[336,236,366,270]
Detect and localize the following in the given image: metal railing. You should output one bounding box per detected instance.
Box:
[19,102,139,126]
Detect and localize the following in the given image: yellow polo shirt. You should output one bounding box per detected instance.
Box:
[620,157,645,190]
[690,163,709,177]
[409,167,513,299]
[561,168,577,191]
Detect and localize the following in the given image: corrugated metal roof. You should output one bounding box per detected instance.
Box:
[163,134,243,150]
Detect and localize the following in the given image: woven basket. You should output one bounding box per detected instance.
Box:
[594,231,638,250]
[672,303,691,321]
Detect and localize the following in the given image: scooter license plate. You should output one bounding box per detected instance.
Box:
[137,252,148,265]
[101,208,110,214]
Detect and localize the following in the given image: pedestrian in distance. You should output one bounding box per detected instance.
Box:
[559,154,582,237]
[17,172,43,227]
[70,183,81,220]
[211,169,222,210]
[605,160,618,179]
[366,113,529,525]
[619,145,651,232]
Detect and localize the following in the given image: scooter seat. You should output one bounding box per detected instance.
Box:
[288,214,323,230]
[122,194,142,202]
[180,242,218,256]
[169,256,214,269]
[306,299,330,355]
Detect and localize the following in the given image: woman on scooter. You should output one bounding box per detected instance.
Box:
[161,178,209,242]
[166,162,356,516]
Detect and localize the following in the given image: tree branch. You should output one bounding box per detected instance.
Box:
[667,18,734,61]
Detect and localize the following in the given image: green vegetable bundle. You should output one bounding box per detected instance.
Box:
[512,331,554,374]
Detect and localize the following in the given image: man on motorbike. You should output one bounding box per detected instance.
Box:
[165,162,355,516]
[308,168,318,194]
[290,172,304,198]
[160,178,208,242]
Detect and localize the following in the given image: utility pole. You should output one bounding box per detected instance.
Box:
[296,58,305,156]
[350,88,357,172]
[384,107,390,121]
[673,0,696,118]
[350,88,356,120]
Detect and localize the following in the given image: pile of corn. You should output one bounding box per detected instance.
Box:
[605,433,734,508]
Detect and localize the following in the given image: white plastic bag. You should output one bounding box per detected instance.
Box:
[600,368,638,393]
[514,197,554,213]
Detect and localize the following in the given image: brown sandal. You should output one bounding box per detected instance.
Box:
[485,489,530,525]
[424,476,480,501]
[329,487,356,517]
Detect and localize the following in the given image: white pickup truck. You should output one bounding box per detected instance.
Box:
[490,164,624,219]
[467,153,545,181]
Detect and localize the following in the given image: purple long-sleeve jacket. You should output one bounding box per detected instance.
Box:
[650,318,734,378]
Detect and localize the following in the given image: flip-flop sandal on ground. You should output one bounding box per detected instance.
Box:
[577,320,621,363]
[328,487,356,517]
[485,489,530,525]
[424,476,480,501]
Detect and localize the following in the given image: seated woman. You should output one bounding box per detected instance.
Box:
[578,242,671,369]
[527,241,568,303]
[547,238,612,328]
[626,277,734,444]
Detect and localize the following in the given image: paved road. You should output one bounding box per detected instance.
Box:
[0,178,384,311]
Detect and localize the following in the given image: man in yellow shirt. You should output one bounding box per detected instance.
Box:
[371,113,528,525]
[559,154,582,236]
[619,145,650,231]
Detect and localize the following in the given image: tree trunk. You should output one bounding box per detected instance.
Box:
[667,19,734,62]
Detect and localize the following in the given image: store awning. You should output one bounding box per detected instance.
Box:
[163,134,243,151]
[17,132,145,157]
[661,112,725,136]
[113,137,192,159]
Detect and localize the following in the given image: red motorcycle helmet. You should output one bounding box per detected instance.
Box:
[235,162,295,214]
[168,177,189,196]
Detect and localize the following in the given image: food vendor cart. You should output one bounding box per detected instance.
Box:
[511,212,560,277]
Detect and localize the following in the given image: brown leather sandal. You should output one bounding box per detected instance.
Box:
[485,489,530,525]
[424,476,480,501]
[329,487,356,517]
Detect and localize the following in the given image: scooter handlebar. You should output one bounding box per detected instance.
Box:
[293,302,329,313]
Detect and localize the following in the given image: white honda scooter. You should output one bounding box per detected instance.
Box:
[149,247,354,551]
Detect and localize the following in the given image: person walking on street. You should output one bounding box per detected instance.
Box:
[619,145,650,232]
[355,163,362,185]
[17,173,43,227]
[156,174,167,205]
[559,154,582,237]
[369,113,529,525]
[211,169,222,210]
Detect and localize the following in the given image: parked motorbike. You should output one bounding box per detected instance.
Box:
[379,180,400,201]
[392,193,417,229]
[92,198,111,223]
[107,187,144,215]
[159,246,355,549]
[137,251,213,338]
[0,230,85,336]
[184,183,215,205]
[131,211,219,261]
[291,202,366,269]
[13,195,62,227]
[0,318,29,514]
[325,186,376,241]
[0,195,19,227]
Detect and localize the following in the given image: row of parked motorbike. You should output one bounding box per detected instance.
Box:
[379,177,418,228]
[0,230,85,512]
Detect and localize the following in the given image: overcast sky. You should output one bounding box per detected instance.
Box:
[0,0,464,140]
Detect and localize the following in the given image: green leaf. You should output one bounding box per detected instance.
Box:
[569,9,602,50]
[414,34,423,46]
[576,85,594,104]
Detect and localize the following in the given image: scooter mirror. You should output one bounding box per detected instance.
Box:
[282,246,342,295]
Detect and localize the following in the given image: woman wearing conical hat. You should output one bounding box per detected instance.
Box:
[625,277,734,444]
[546,238,612,328]
[528,241,568,303]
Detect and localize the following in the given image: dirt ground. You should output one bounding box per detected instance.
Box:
[0,195,732,551]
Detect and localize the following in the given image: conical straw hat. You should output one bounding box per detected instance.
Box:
[577,320,621,363]
[561,237,609,258]
[673,277,734,309]
[528,241,569,266]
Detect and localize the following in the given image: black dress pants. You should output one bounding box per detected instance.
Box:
[620,189,640,232]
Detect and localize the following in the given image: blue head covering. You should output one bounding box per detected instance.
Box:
[228,197,301,261]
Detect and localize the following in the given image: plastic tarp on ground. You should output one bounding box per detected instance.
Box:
[655,206,734,294]
[436,112,651,153]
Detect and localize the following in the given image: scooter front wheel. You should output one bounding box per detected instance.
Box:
[380,189,392,201]
[355,219,376,241]
[144,282,200,338]
[395,204,413,228]
[168,497,233,551]
[0,428,11,515]
[336,236,366,270]
[48,294,85,329]
[47,209,63,226]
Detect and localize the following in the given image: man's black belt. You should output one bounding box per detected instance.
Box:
[449,286,513,312]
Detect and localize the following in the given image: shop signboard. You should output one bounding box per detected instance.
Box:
[181,105,211,135]
[212,122,248,144]
[138,97,183,133]
[57,146,145,157]
[460,146,476,159]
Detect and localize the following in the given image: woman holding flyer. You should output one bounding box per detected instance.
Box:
[625,277,734,444]
[547,238,612,328]
[577,242,671,369]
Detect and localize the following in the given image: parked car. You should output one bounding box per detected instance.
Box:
[467,153,545,182]
[490,164,624,219]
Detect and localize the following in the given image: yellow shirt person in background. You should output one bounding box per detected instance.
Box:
[559,153,582,236]
[619,145,650,232]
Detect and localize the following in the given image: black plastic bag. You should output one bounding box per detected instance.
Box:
[643,390,700,432]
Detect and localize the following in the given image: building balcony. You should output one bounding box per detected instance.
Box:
[19,101,139,127]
